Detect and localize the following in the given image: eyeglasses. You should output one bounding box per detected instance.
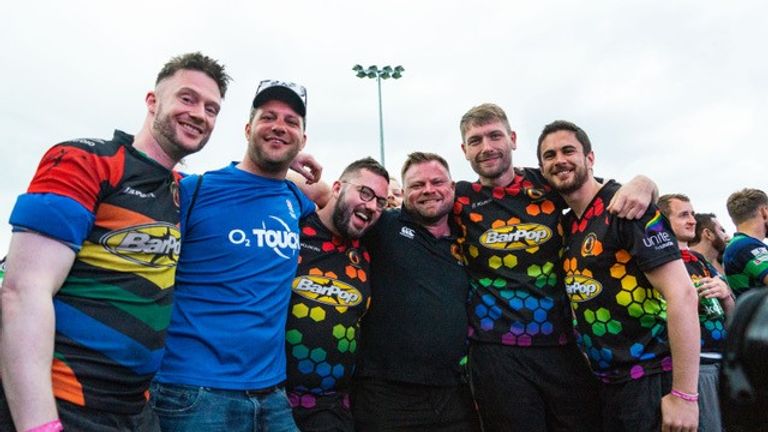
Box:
[341,181,388,210]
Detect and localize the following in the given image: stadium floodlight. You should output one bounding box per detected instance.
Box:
[351,64,405,167]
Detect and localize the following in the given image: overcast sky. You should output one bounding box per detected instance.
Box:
[1,0,765,251]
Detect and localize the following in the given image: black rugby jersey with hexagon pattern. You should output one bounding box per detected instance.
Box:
[285,213,371,407]
[561,181,681,383]
[680,249,726,355]
[454,167,573,347]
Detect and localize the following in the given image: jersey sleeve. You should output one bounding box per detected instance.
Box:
[289,181,316,219]
[178,174,201,238]
[738,243,768,285]
[8,142,123,250]
[619,205,681,272]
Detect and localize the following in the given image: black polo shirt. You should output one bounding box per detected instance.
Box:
[355,208,469,386]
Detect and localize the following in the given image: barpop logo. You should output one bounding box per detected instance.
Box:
[565,274,603,302]
[101,223,181,268]
[292,275,362,306]
[479,223,552,250]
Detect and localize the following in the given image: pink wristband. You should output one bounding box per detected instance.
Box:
[24,419,63,432]
[670,389,699,402]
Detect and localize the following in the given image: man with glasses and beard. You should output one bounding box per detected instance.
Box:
[151,80,316,431]
[286,157,389,432]
[0,53,230,431]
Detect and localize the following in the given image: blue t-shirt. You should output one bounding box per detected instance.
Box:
[155,163,315,389]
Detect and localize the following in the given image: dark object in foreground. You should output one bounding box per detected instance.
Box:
[721,287,768,431]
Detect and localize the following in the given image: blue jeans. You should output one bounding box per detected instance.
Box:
[149,382,299,432]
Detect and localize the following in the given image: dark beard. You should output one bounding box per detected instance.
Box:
[550,166,589,195]
[332,192,354,239]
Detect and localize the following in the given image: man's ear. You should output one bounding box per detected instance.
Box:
[245,121,252,140]
[146,91,157,115]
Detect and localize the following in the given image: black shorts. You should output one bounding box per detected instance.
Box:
[468,342,602,432]
[351,377,480,432]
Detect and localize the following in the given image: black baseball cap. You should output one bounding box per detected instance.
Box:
[252,79,307,118]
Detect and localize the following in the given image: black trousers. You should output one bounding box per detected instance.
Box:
[352,377,481,432]
[468,342,602,432]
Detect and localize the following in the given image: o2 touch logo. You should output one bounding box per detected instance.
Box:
[228,216,300,259]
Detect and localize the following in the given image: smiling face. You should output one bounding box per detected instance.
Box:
[461,120,516,184]
[244,99,306,175]
[331,168,389,239]
[149,69,222,160]
[403,160,455,225]
[538,130,594,195]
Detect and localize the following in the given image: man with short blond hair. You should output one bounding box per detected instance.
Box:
[724,188,768,295]
[658,193,733,432]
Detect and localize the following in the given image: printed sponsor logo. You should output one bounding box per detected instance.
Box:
[479,223,552,250]
[228,216,300,260]
[292,275,362,306]
[400,226,415,239]
[642,212,674,250]
[100,223,181,268]
[581,233,601,257]
[525,187,545,201]
[121,186,157,199]
[286,199,297,220]
[470,198,493,209]
[347,248,362,267]
[72,138,103,147]
[644,211,665,234]
[642,231,674,250]
[565,274,603,302]
[752,247,768,264]
[300,242,321,252]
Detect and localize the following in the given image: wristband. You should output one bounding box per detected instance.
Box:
[25,419,63,432]
[670,389,699,402]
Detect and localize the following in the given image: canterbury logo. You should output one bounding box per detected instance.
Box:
[479,223,552,250]
[292,276,362,306]
[100,223,181,268]
[565,274,603,302]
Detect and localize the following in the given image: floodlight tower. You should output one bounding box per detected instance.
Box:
[352,64,405,167]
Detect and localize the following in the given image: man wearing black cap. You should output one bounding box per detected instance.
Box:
[150,80,315,431]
